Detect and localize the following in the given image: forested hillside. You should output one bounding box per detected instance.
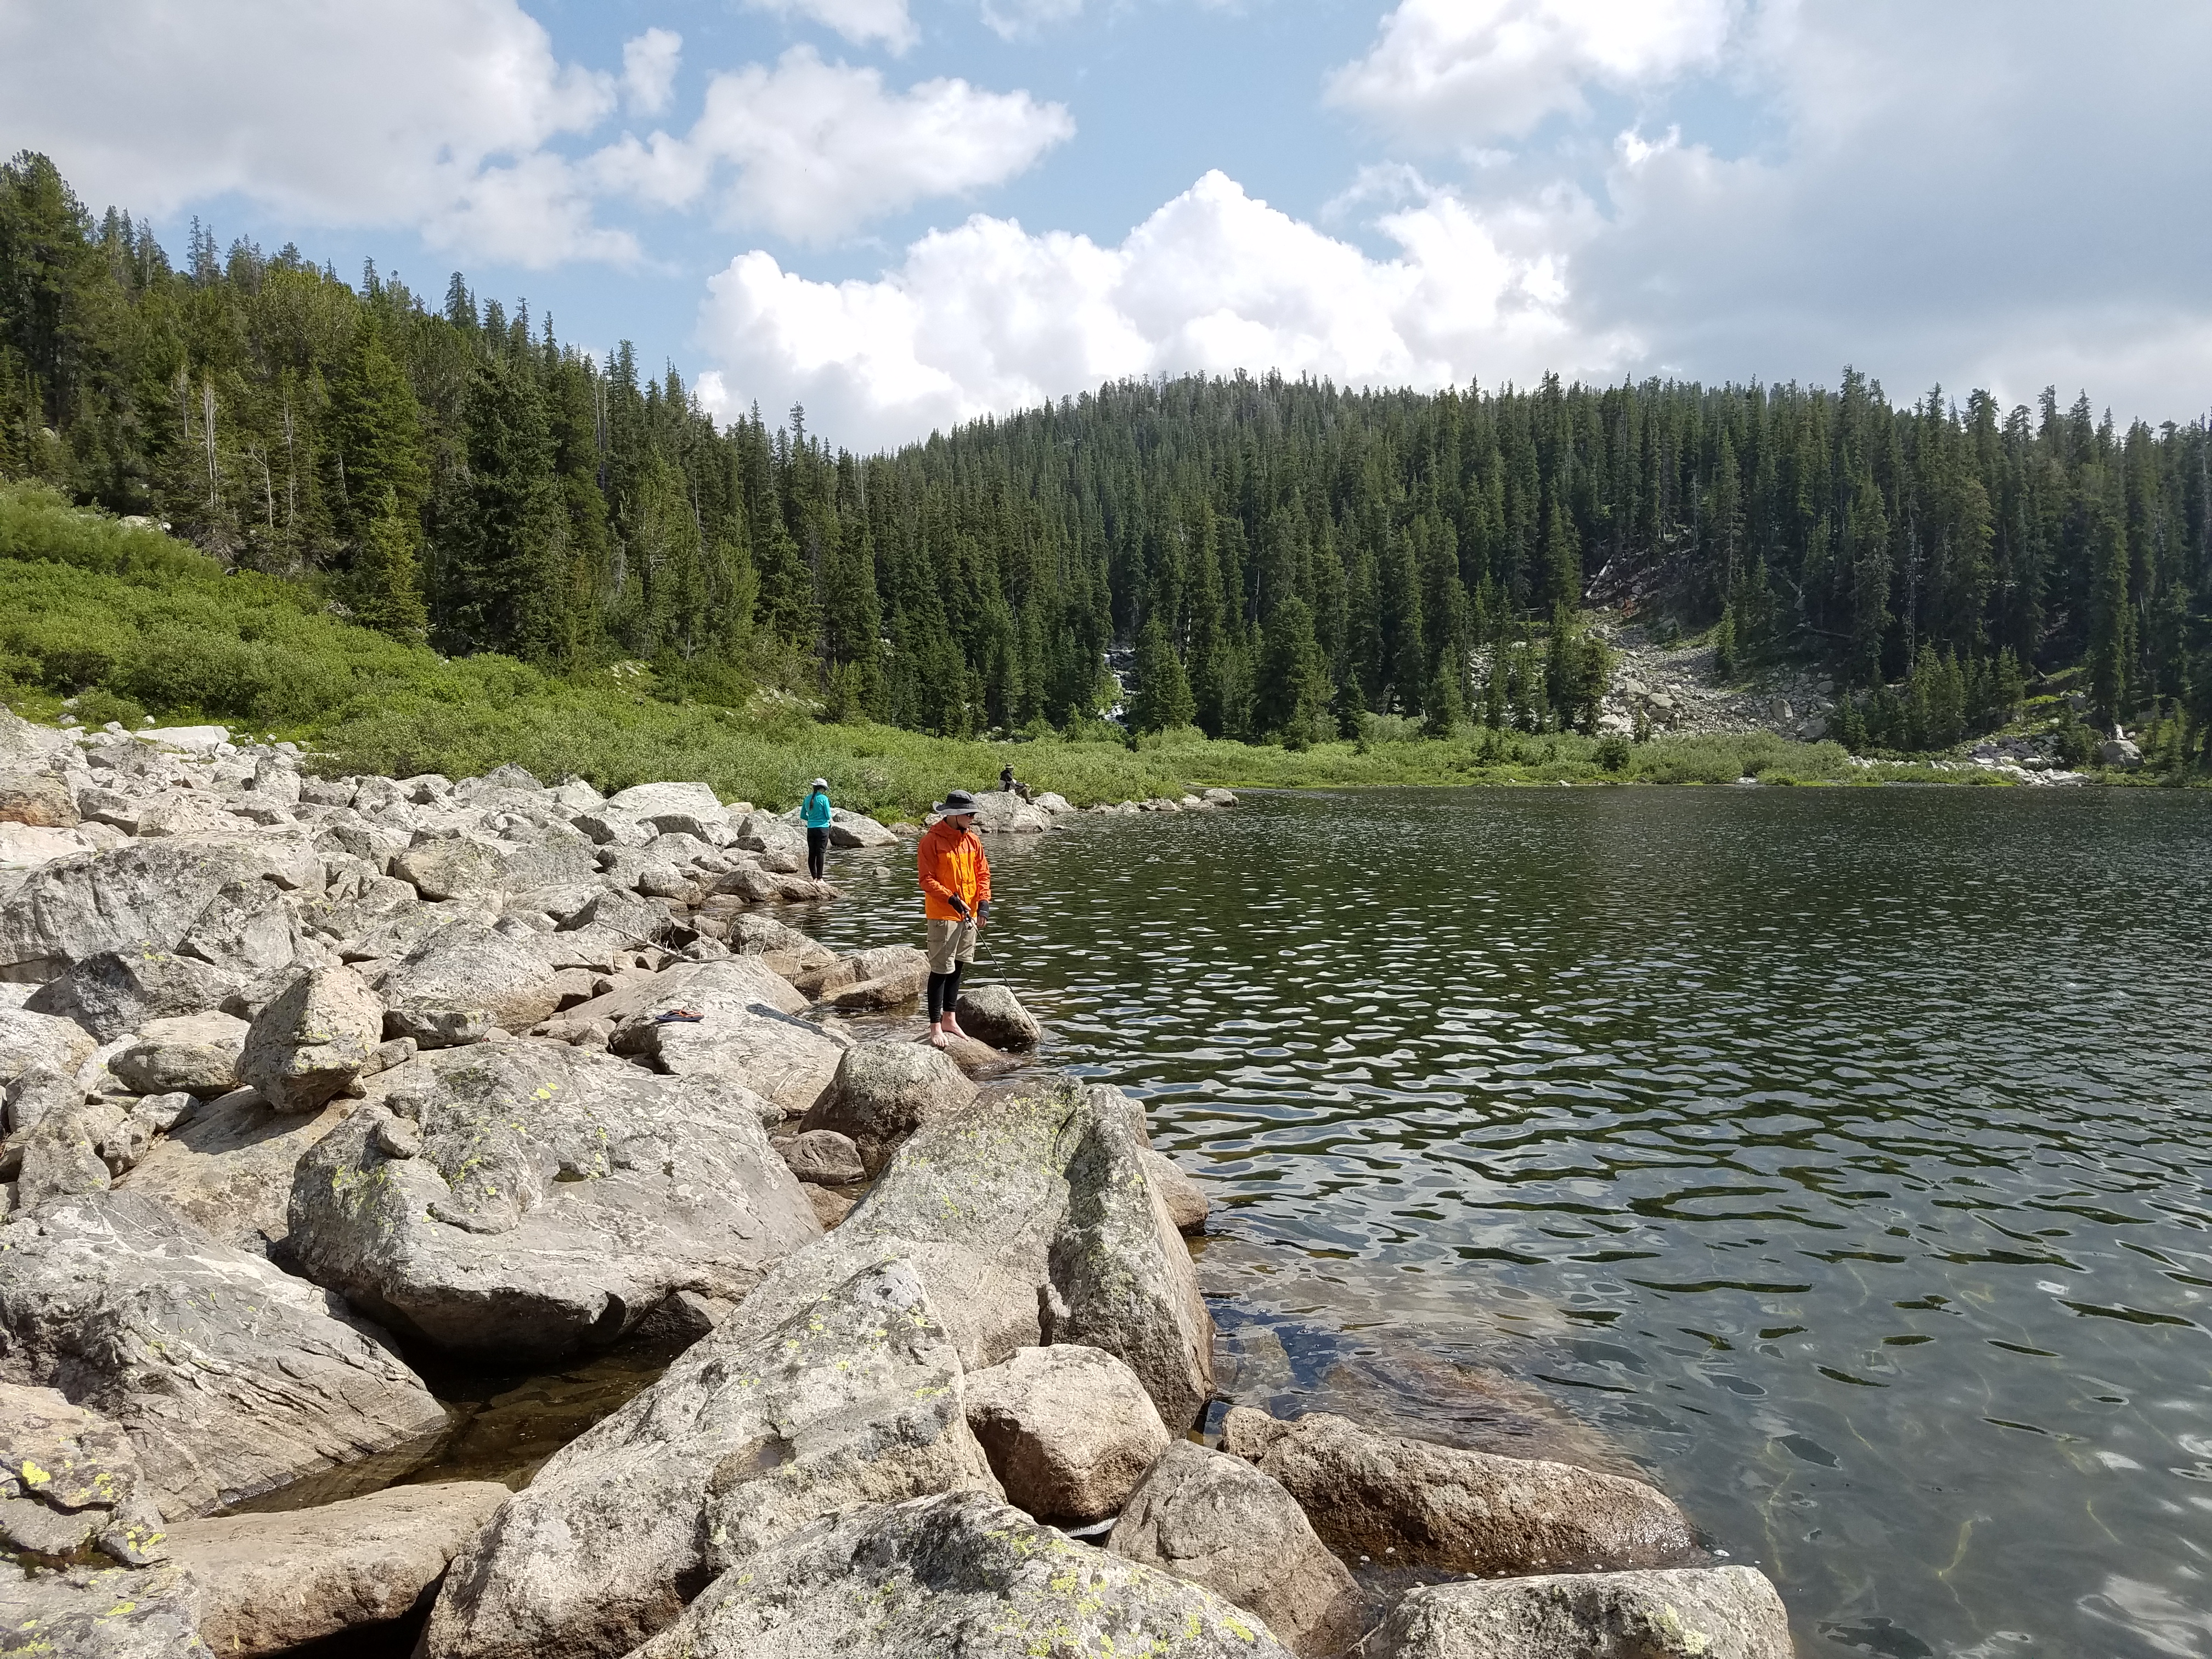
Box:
[3,151,2207,761]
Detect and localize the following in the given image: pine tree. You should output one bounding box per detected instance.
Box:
[1129,615,1195,733]
[2087,501,2132,727]
[1255,595,1329,747]
[326,323,427,546]
[1713,603,1737,679]
[349,487,427,641]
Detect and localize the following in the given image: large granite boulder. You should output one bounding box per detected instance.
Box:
[11,1095,116,1206]
[375,919,561,1045]
[0,1007,96,1091]
[27,949,247,1042]
[0,771,77,827]
[790,944,927,1007]
[729,809,807,864]
[964,1344,1169,1523]
[0,1192,447,1517]
[826,808,898,848]
[238,964,383,1111]
[286,1042,821,1361]
[722,912,836,978]
[799,1041,977,1176]
[1219,1408,1697,1577]
[0,837,306,981]
[608,781,729,842]
[624,1491,1297,1659]
[114,1086,355,1254]
[1143,1148,1211,1233]
[106,1009,249,1097]
[1372,1566,1793,1659]
[421,1260,1000,1659]
[733,1076,1211,1432]
[1109,1438,1362,1659]
[777,1127,866,1185]
[614,1006,846,1125]
[392,834,505,901]
[953,983,1041,1050]
[166,1481,511,1657]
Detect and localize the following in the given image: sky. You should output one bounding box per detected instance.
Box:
[4,0,2210,452]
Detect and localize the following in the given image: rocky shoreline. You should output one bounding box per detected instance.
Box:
[1,705,1793,1658]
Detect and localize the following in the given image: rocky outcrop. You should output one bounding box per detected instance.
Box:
[1110,1438,1363,1659]
[1219,1408,1697,1577]
[286,1042,821,1361]
[166,1481,510,1656]
[236,964,383,1111]
[800,1040,978,1176]
[964,1344,1169,1523]
[624,1491,1297,1659]
[1372,1566,1793,1659]
[953,983,1042,1050]
[421,1259,1000,1659]
[0,1192,447,1517]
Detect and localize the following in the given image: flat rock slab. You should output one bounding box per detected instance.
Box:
[287,1042,821,1362]
[1373,1566,1794,1659]
[0,1192,447,1517]
[1110,1438,1361,1659]
[114,1086,353,1254]
[167,1480,510,1656]
[624,1491,1297,1659]
[1220,1408,1697,1578]
[421,1260,1000,1659]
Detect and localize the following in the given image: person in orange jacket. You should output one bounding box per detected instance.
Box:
[917,789,991,1047]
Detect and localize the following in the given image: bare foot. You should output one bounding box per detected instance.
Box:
[927,1028,951,1048]
[940,1018,967,1040]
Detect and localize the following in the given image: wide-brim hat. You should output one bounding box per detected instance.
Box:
[810,777,829,789]
[933,789,980,816]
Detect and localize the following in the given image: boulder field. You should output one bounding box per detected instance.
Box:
[0,710,1790,1657]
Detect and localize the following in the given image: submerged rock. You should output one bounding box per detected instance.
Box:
[964,1344,1169,1524]
[166,1481,511,1657]
[286,1042,821,1361]
[421,1259,999,1659]
[1110,1438,1362,1659]
[1219,1408,1697,1577]
[0,1191,446,1517]
[1372,1566,1793,1659]
[623,1490,1296,1659]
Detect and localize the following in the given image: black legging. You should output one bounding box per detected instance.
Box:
[805,827,828,880]
[927,964,964,1023]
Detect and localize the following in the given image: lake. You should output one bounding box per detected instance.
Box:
[809,784,2212,1659]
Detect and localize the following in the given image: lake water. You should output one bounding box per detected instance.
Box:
[809,785,2212,1659]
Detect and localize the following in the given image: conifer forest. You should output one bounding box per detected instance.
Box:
[4,153,2208,761]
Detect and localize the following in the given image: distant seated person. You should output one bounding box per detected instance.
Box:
[998,764,1030,800]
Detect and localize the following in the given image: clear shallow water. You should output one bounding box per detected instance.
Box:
[809,787,2212,1659]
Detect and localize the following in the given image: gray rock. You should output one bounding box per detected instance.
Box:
[13,1096,114,1206]
[0,1007,96,1091]
[108,1011,250,1097]
[966,1344,1170,1523]
[4,1063,82,1138]
[730,809,807,864]
[1142,1147,1210,1233]
[0,771,78,827]
[129,1091,196,1133]
[27,949,247,1042]
[953,983,1041,1050]
[826,808,898,848]
[0,1380,170,1569]
[791,944,926,1005]
[1218,1408,1697,1577]
[377,921,562,1046]
[0,1191,446,1517]
[778,1127,866,1185]
[0,706,74,770]
[1373,1566,1793,1659]
[612,1001,845,1124]
[239,965,383,1111]
[0,1559,211,1656]
[168,875,302,976]
[623,1491,1296,1659]
[801,1041,978,1176]
[393,835,506,901]
[558,884,676,945]
[607,781,729,842]
[1110,1438,1361,1659]
[287,1042,821,1361]
[420,1259,1001,1659]
[114,1086,352,1254]
[2101,736,2144,769]
[754,1076,1213,1432]
[166,1481,511,1657]
[721,912,836,978]
[571,806,650,847]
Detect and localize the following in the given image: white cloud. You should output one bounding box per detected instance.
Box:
[593,47,1074,244]
[980,0,1085,42]
[696,171,1620,448]
[1327,0,1737,143]
[621,28,683,117]
[742,0,918,54]
[0,0,629,267]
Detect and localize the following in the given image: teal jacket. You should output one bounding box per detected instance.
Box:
[800,789,833,830]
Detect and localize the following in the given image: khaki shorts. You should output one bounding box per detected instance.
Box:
[926,916,978,973]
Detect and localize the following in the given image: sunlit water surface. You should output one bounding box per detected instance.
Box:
[808,786,2212,1659]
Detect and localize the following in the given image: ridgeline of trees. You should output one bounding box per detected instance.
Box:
[4,152,2208,761]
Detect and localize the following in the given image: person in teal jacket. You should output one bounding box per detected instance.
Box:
[800,777,833,879]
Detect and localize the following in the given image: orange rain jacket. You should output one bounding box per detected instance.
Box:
[917,817,992,919]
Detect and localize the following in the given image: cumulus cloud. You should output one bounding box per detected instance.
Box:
[0,0,631,267]
[696,171,1620,448]
[980,0,1086,42]
[592,47,1074,244]
[621,28,683,117]
[742,0,919,53]
[1327,0,1737,143]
